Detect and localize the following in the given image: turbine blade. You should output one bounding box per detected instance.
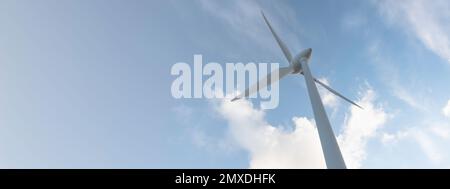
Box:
[261,11,293,63]
[313,78,364,109]
[231,67,293,101]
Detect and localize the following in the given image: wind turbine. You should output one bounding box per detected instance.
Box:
[231,11,363,169]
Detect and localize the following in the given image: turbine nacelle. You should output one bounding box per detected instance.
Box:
[300,48,312,59]
[291,48,312,73]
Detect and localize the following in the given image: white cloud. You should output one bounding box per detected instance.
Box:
[412,123,450,165]
[413,130,444,163]
[375,0,450,63]
[366,45,450,165]
[392,86,426,111]
[365,35,450,167]
[213,86,388,168]
[379,121,450,166]
[216,98,326,168]
[365,6,450,165]
[191,128,236,155]
[380,131,408,145]
[430,124,450,139]
[380,133,396,145]
[338,88,389,168]
[442,100,450,118]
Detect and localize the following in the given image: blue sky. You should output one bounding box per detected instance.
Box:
[0,0,450,168]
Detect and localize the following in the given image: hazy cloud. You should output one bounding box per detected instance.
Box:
[442,100,450,118]
[375,0,450,63]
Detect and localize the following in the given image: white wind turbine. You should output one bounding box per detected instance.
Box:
[232,11,363,169]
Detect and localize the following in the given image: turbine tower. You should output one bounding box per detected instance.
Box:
[232,12,363,169]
